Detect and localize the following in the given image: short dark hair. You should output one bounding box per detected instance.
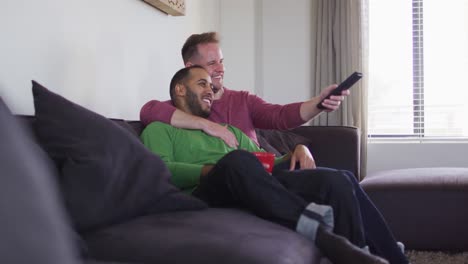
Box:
[181,32,220,63]
[169,65,206,104]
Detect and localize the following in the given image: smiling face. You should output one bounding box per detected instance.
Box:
[179,67,214,118]
[186,42,225,94]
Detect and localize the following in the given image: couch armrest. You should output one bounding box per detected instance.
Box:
[256,126,361,179]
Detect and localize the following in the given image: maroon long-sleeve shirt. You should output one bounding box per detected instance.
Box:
[140,87,304,145]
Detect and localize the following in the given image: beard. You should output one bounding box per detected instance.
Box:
[186,88,211,118]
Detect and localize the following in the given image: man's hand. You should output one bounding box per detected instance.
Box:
[318,84,351,112]
[299,84,351,121]
[201,165,214,177]
[200,120,239,148]
[289,144,316,170]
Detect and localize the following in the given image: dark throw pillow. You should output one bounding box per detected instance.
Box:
[31,81,207,232]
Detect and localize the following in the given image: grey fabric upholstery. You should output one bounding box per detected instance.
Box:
[84,261,142,264]
[0,98,80,264]
[12,113,359,264]
[256,126,361,179]
[83,208,319,264]
[361,168,468,250]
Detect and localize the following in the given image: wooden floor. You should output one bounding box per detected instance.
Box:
[406,250,468,264]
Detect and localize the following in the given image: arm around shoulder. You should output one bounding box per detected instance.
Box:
[141,98,238,147]
[171,110,239,148]
[140,99,216,131]
[140,100,176,126]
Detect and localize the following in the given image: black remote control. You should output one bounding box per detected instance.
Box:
[317,72,362,109]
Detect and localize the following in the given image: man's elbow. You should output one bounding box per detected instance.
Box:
[140,101,157,126]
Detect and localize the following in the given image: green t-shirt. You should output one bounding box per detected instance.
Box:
[140,122,283,193]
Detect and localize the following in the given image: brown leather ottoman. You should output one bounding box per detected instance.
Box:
[360,167,468,251]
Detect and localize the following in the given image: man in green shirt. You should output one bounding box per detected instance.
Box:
[140,65,389,264]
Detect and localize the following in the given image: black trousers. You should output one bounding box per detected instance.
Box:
[192,150,366,246]
[275,163,408,264]
[192,150,408,264]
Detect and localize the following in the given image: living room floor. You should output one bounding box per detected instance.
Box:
[407,250,468,264]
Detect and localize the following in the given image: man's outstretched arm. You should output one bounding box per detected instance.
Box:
[140,100,238,147]
[299,84,351,122]
[247,84,349,131]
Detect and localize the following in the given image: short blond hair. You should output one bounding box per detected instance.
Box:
[181,32,220,63]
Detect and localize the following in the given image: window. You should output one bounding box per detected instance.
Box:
[368,0,468,140]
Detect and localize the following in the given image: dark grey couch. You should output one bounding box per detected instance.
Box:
[14,116,361,264]
[6,79,362,264]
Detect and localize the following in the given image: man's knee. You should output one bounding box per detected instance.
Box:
[217,150,260,171]
[217,150,263,177]
[340,170,359,186]
[216,150,268,185]
[319,170,355,194]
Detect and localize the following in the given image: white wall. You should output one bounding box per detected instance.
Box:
[0,0,219,119]
[219,0,256,94]
[0,0,313,118]
[2,0,465,173]
[260,0,313,104]
[367,143,468,175]
[219,0,314,102]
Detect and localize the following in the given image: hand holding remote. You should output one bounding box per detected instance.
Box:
[317,72,362,109]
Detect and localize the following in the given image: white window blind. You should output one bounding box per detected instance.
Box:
[368,0,468,141]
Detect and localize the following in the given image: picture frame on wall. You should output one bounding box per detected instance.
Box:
[143,0,185,16]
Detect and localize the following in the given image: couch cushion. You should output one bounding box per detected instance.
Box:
[84,208,319,264]
[0,97,80,264]
[361,168,468,250]
[31,81,207,232]
[84,260,142,264]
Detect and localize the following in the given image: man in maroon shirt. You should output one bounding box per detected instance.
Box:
[140,32,409,264]
[140,32,349,171]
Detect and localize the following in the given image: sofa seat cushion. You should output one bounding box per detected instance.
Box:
[361,167,468,250]
[83,208,320,264]
[83,261,142,264]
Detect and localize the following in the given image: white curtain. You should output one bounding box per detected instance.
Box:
[311,0,369,179]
